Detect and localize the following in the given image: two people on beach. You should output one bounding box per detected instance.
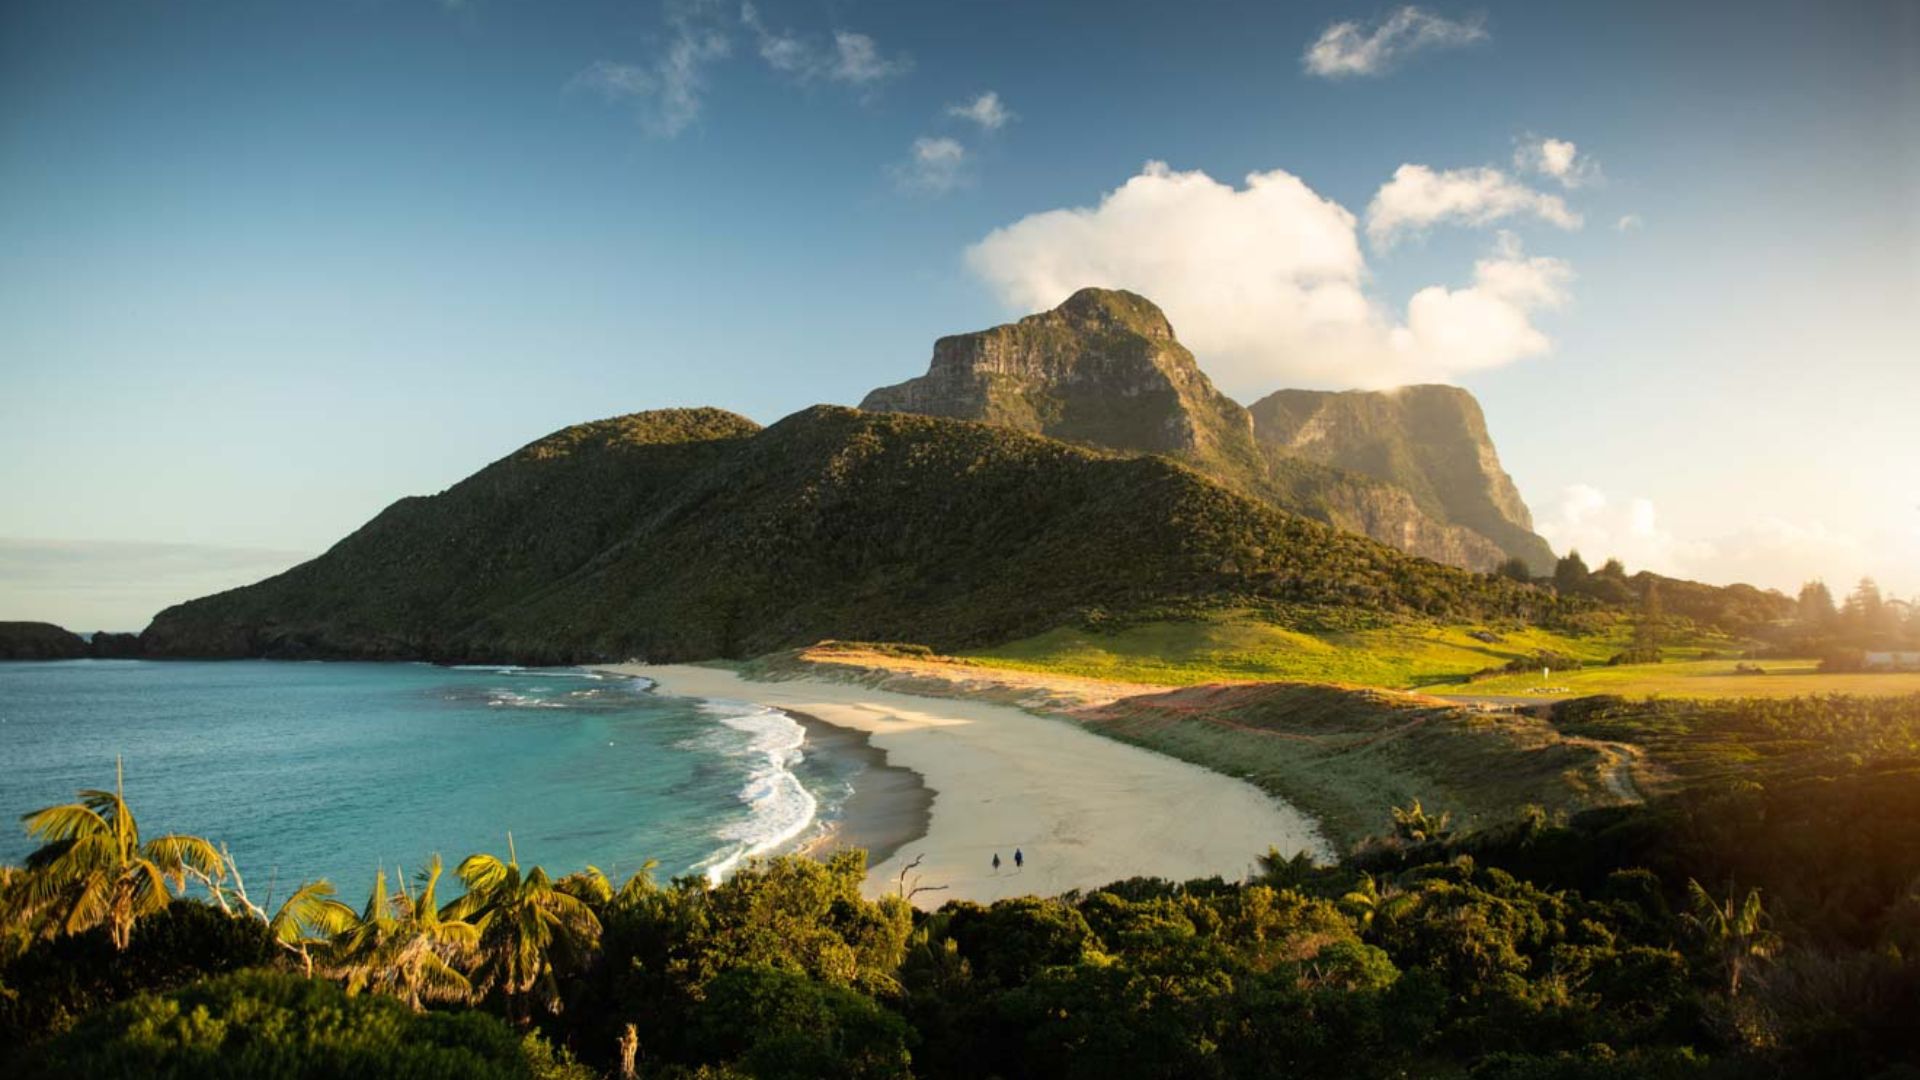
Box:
[992,848,1024,873]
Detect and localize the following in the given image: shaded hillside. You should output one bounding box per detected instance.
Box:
[1248,385,1556,571]
[143,406,1562,664]
[0,622,89,660]
[863,288,1506,570]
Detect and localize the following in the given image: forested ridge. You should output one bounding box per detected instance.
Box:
[140,405,1578,665]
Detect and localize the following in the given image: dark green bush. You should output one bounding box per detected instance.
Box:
[15,969,586,1079]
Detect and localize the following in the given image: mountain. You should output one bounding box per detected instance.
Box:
[1246,386,1557,572]
[861,288,1510,571]
[0,622,89,660]
[141,406,1557,664]
[860,287,1266,482]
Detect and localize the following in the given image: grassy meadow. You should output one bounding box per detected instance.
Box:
[964,612,1631,688]
[964,611,1920,699]
[1441,656,1920,699]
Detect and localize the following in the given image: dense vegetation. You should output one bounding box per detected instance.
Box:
[141,406,1571,664]
[5,694,1917,1077]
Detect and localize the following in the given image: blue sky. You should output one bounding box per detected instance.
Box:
[1,0,1915,628]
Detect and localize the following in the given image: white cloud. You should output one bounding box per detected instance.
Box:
[965,161,1572,393]
[1366,164,1582,249]
[1303,6,1487,78]
[894,137,968,194]
[571,10,732,138]
[1535,486,1715,576]
[1532,486,1905,594]
[740,3,909,86]
[947,91,1012,131]
[1514,135,1600,188]
[1615,213,1643,232]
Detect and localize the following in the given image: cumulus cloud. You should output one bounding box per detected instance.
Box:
[1303,6,1487,78]
[740,3,909,85]
[1366,164,1582,249]
[1532,485,1908,595]
[1615,213,1643,232]
[894,137,968,194]
[1514,135,1600,188]
[571,10,731,138]
[1534,485,1715,577]
[948,91,1012,131]
[965,161,1572,393]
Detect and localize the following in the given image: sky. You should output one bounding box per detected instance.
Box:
[1,0,1915,630]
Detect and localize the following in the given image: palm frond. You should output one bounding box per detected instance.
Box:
[20,804,108,845]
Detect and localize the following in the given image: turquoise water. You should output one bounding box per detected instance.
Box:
[0,660,857,901]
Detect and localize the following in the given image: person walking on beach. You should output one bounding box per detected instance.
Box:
[1014,848,1024,870]
[992,853,1002,873]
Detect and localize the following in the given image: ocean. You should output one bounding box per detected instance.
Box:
[0,660,860,902]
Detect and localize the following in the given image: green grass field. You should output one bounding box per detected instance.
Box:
[964,612,1920,700]
[966,613,1636,688]
[1444,658,1920,700]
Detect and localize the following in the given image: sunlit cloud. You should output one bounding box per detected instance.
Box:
[1514,134,1601,188]
[1532,485,1915,595]
[965,161,1572,394]
[1366,164,1582,249]
[1303,6,1487,78]
[1615,213,1643,232]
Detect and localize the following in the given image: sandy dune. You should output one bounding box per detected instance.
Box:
[605,663,1329,908]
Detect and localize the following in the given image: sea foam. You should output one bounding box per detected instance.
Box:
[691,700,818,883]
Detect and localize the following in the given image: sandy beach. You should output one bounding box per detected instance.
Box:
[605,663,1329,908]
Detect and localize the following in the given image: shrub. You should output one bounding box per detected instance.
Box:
[14,969,588,1079]
[0,899,272,1049]
[1607,648,1663,666]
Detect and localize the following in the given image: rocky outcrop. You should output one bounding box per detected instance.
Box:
[88,631,145,658]
[862,287,1269,485]
[1249,386,1556,573]
[862,288,1510,571]
[0,621,89,660]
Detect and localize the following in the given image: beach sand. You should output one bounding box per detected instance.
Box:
[607,663,1329,908]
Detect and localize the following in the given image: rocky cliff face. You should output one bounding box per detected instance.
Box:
[862,288,1268,483]
[1247,386,1556,572]
[862,288,1511,571]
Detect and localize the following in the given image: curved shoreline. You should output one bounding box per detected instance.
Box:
[783,709,935,869]
[605,662,1329,907]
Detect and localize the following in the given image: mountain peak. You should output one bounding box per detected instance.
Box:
[860,287,1250,465]
[1053,287,1176,341]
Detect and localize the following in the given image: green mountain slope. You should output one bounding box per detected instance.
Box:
[142,406,1562,664]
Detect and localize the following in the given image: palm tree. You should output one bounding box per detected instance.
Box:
[1390,799,1453,845]
[332,856,478,1010]
[16,759,225,950]
[1684,878,1781,997]
[266,880,358,977]
[446,835,603,1023]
